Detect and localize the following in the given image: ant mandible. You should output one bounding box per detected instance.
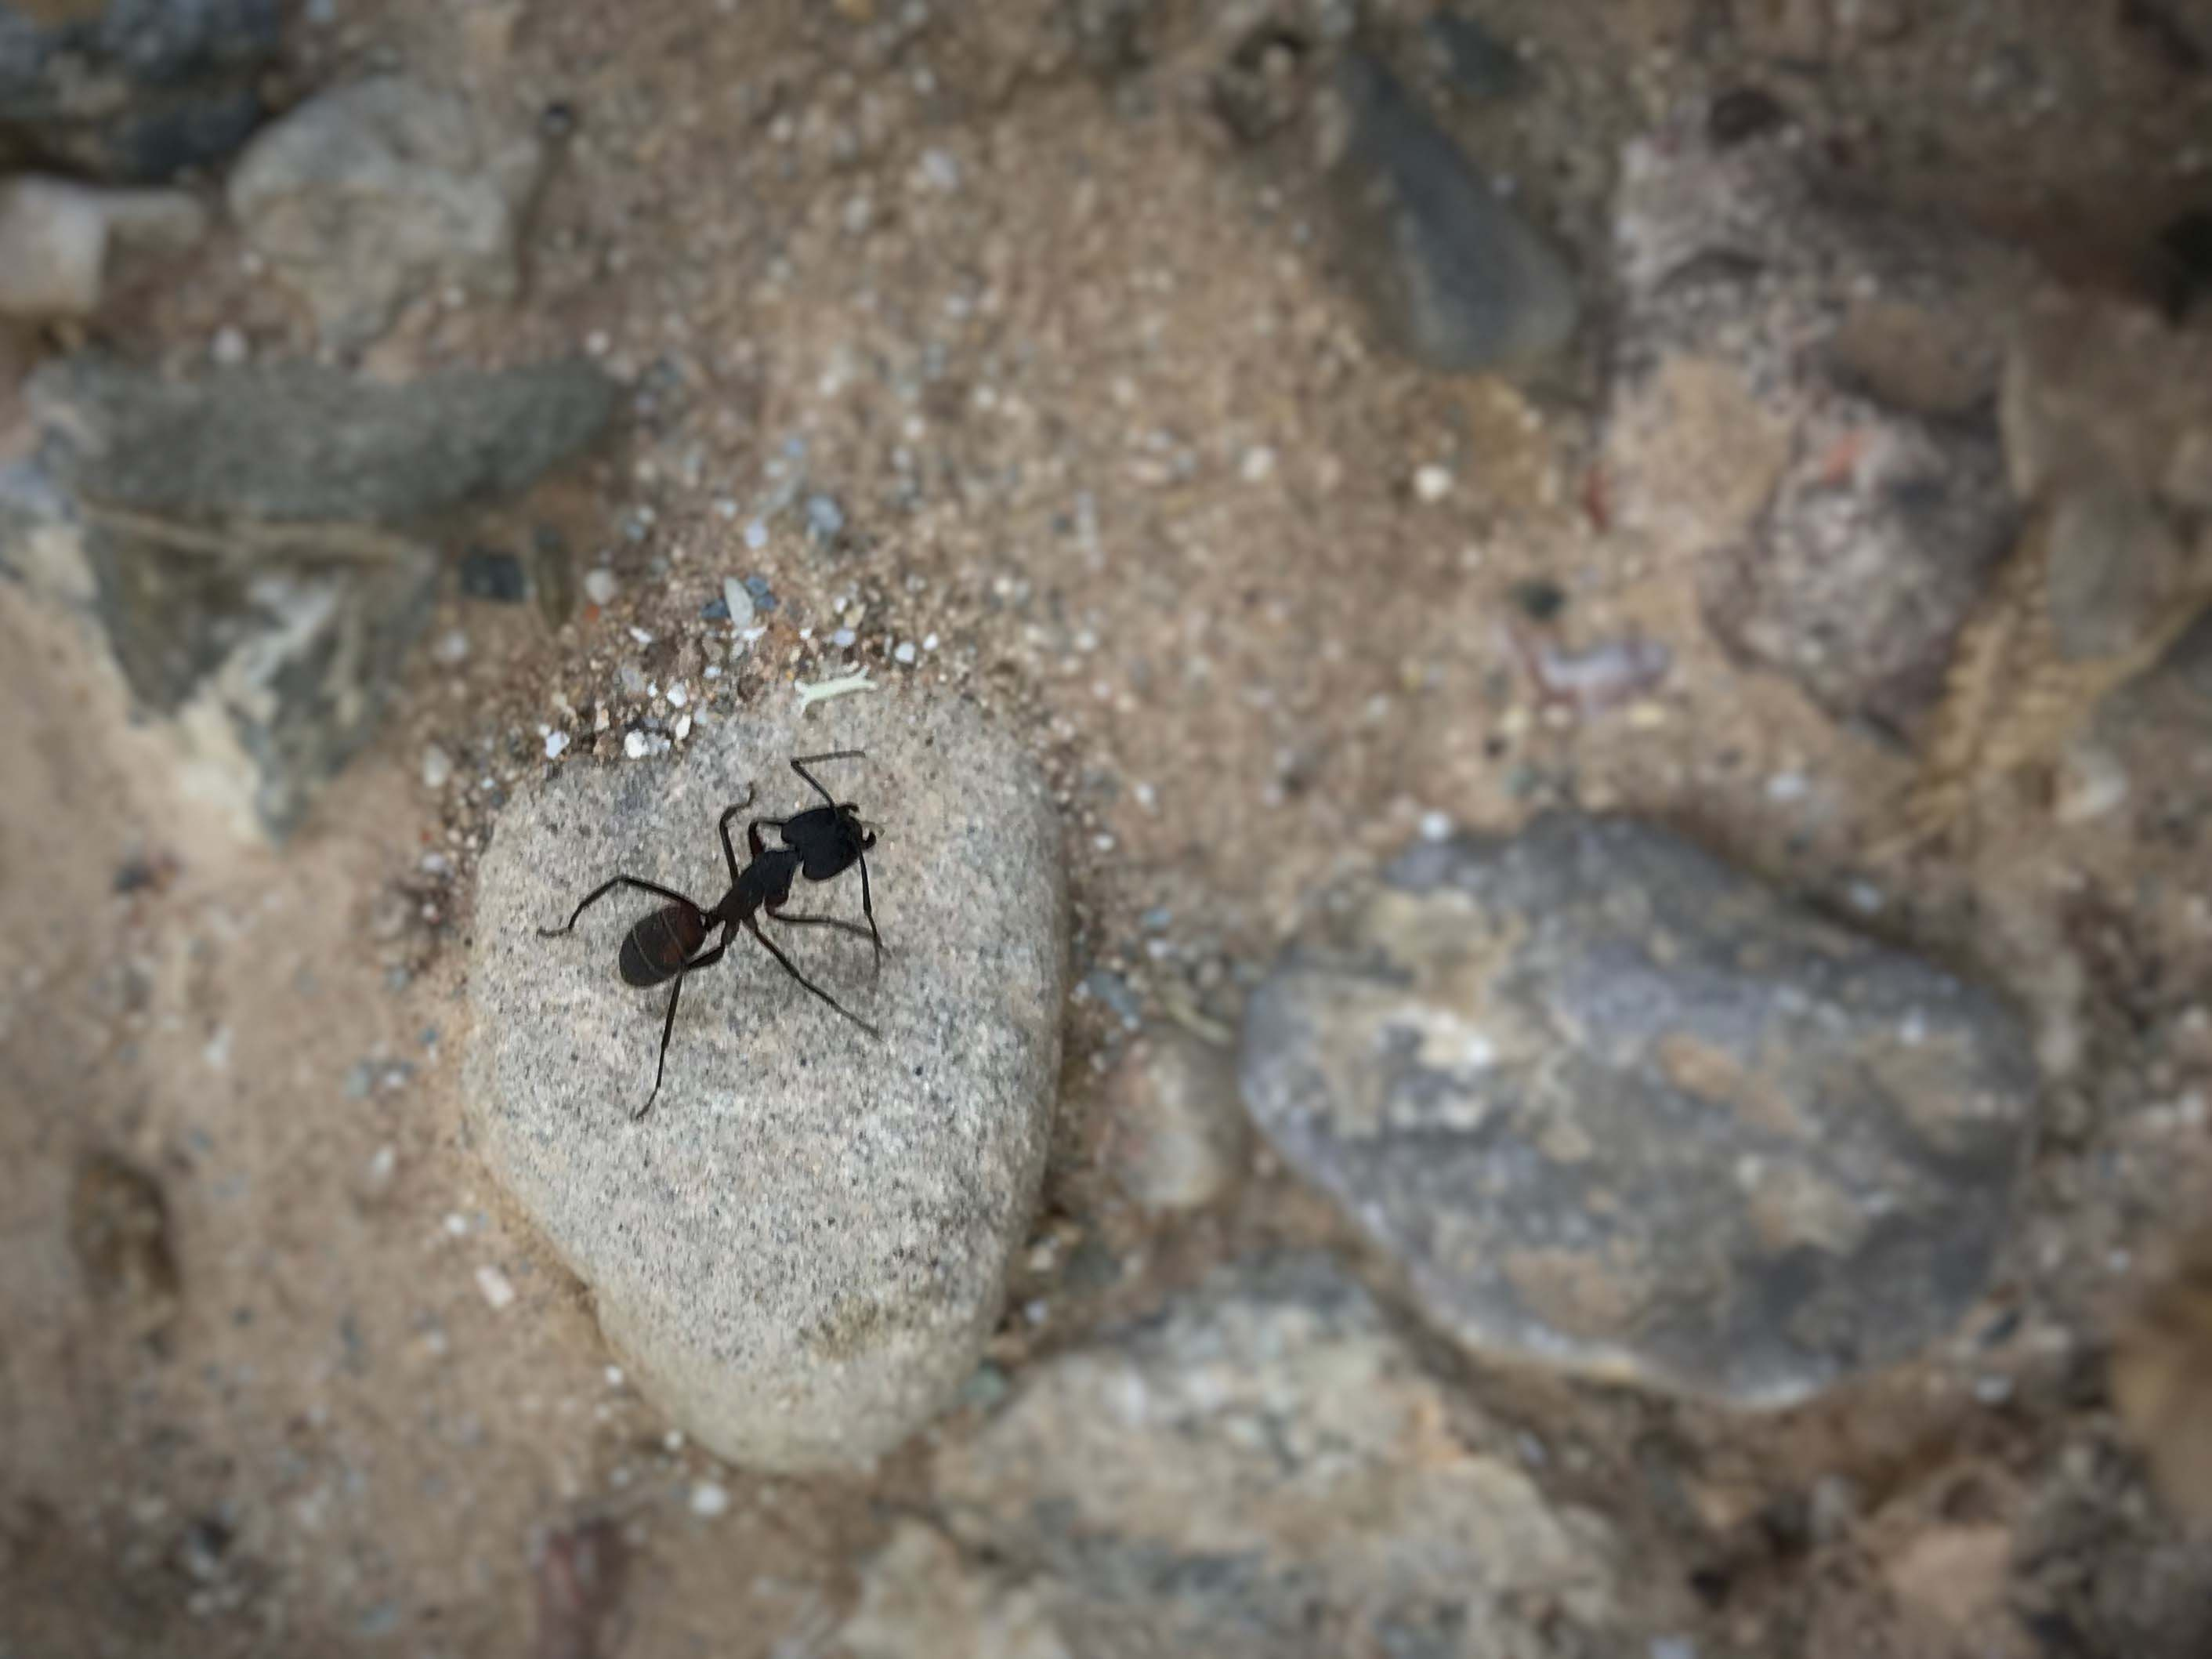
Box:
[538,751,885,1117]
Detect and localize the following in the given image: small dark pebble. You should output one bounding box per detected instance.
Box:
[1508,577,1567,621]
[539,100,579,139]
[700,596,730,621]
[1708,87,1790,147]
[1976,1306,2024,1349]
[743,574,779,612]
[176,1515,234,1584]
[459,549,529,603]
[1084,968,1142,1026]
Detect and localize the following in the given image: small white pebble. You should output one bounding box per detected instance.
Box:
[1649,1640,1698,1659]
[583,568,618,607]
[1418,810,1453,842]
[210,325,248,366]
[723,576,755,630]
[832,627,856,647]
[585,329,610,357]
[1414,464,1454,503]
[704,665,722,679]
[474,1265,516,1310]
[675,713,692,741]
[744,520,769,551]
[1240,445,1276,484]
[431,628,469,666]
[893,640,917,665]
[544,730,569,759]
[443,1212,469,1236]
[690,1481,730,1518]
[668,683,689,708]
[421,745,454,790]
[1765,771,1811,802]
[918,147,961,192]
[605,1365,625,1389]
[923,632,940,650]
[627,625,654,646]
[624,731,651,760]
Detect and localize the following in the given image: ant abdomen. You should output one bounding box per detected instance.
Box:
[619,904,708,987]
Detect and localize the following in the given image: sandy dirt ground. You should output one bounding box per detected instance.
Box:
[5,1,2212,1655]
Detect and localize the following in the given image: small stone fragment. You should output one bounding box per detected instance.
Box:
[1100,1030,1247,1212]
[458,548,527,603]
[1320,53,1579,373]
[0,176,207,321]
[922,1254,1629,1656]
[228,75,545,348]
[1606,102,2030,741]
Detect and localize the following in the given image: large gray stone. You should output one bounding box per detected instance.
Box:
[1606,102,2029,742]
[28,356,614,527]
[1318,53,1578,375]
[0,459,436,839]
[1240,815,2042,1407]
[466,694,1069,1472]
[4,355,615,837]
[228,76,545,348]
[0,0,279,181]
[881,1253,1627,1659]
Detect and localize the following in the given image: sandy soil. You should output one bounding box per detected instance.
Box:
[5,1,2212,1654]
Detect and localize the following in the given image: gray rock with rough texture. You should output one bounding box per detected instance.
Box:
[1240,815,2040,1407]
[874,1252,1626,1659]
[1099,1029,1246,1212]
[228,76,544,347]
[28,356,614,527]
[5,356,614,838]
[1606,103,2029,741]
[1320,53,1577,374]
[467,696,1068,1472]
[0,0,278,181]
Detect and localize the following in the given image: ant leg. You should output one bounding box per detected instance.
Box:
[852,847,883,969]
[744,919,881,1038]
[789,751,865,810]
[745,819,785,861]
[764,904,877,949]
[541,875,701,938]
[714,784,758,885]
[635,936,729,1119]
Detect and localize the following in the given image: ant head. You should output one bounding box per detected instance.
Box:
[837,802,878,850]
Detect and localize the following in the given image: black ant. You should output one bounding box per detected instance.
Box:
[538,751,885,1117]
